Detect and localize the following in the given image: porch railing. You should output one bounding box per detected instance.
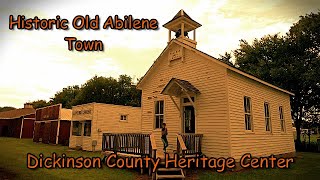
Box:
[177,133,203,156]
[149,133,157,177]
[102,133,152,156]
[102,133,157,176]
[102,133,157,157]
[177,133,187,157]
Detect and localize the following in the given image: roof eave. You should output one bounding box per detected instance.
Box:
[227,68,295,96]
[138,39,294,97]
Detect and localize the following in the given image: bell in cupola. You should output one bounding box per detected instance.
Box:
[163,9,202,48]
[175,29,189,38]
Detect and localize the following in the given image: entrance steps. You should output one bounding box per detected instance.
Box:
[154,149,185,180]
[156,168,185,180]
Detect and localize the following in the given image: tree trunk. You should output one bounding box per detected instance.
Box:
[296,119,301,143]
[295,105,304,145]
[292,97,302,145]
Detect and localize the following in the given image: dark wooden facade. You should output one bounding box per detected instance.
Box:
[21,114,36,138]
[58,120,71,145]
[35,105,60,121]
[0,118,21,138]
[0,109,35,139]
[33,104,71,146]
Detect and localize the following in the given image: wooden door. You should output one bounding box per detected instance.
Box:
[183,106,195,133]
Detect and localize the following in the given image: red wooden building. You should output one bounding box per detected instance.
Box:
[33,104,72,146]
[0,103,35,138]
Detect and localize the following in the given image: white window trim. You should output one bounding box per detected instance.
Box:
[154,100,164,129]
[279,106,286,132]
[244,96,253,132]
[264,102,272,132]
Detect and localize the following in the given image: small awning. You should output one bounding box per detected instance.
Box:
[161,78,200,97]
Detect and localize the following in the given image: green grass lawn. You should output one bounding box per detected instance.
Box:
[308,134,320,142]
[295,134,320,143]
[0,138,140,180]
[198,152,320,180]
[0,137,320,180]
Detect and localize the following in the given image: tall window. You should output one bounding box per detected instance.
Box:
[244,96,252,130]
[83,120,91,136]
[155,100,164,129]
[279,106,285,132]
[72,121,82,136]
[264,102,271,131]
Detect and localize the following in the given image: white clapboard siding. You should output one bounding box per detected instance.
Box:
[139,42,230,158]
[139,40,295,160]
[69,103,141,151]
[227,70,295,160]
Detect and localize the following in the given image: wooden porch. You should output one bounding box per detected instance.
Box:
[102,133,156,157]
[102,133,203,157]
[102,132,203,179]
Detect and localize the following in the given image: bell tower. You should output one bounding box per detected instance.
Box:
[163,9,202,48]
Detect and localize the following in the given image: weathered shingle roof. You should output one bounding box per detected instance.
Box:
[172,78,200,94]
[172,9,193,21]
[161,78,200,95]
[0,108,35,119]
[163,9,202,29]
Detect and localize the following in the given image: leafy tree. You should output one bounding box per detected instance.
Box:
[73,76,118,105]
[72,75,141,107]
[0,106,16,112]
[30,100,51,109]
[233,11,320,144]
[51,85,80,109]
[116,75,141,106]
[303,107,320,132]
[219,52,234,66]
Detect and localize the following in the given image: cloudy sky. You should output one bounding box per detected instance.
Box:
[0,0,319,108]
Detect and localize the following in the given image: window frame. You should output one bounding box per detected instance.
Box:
[72,121,82,136]
[244,96,253,131]
[279,106,286,132]
[264,102,272,132]
[154,100,164,129]
[83,120,91,137]
[120,114,128,121]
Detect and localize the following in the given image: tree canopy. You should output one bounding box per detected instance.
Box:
[50,85,81,109]
[30,100,51,109]
[36,74,141,109]
[232,11,320,143]
[72,75,141,107]
[219,52,234,67]
[0,106,16,112]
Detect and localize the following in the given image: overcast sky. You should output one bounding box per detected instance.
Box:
[0,0,319,108]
